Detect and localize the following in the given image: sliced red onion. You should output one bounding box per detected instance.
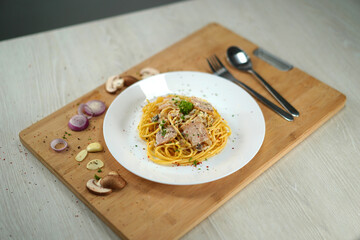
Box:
[78,103,94,119]
[68,114,89,131]
[85,100,106,116]
[50,138,68,152]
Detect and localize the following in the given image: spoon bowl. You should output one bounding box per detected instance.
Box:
[227,46,252,71]
[226,46,299,117]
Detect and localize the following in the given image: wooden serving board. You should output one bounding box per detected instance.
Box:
[19,23,346,240]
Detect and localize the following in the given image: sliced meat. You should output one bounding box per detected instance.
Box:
[155,125,177,146]
[157,96,181,111]
[190,97,214,114]
[180,117,210,146]
[195,140,212,151]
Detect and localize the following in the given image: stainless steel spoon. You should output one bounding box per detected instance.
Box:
[226,46,299,117]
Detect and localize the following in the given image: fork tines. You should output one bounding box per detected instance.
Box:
[207,55,225,73]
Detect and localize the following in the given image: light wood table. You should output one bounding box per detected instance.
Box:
[1,0,359,239]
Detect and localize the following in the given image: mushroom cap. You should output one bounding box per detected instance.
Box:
[86,179,112,195]
[100,175,127,190]
[122,75,138,86]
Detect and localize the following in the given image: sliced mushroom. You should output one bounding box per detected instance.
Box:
[86,179,112,195]
[100,172,127,190]
[113,79,124,88]
[105,75,124,93]
[140,67,160,79]
[105,75,139,93]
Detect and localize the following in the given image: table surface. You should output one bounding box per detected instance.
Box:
[1,0,359,239]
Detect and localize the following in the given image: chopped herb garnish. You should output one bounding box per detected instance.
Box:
[97,169,102,173]
[94,174,100,180]
[161,128,167,136]
[135,145,138,147]
[192,160,198,166]
[179,100,193,115]
[151,115,159,122]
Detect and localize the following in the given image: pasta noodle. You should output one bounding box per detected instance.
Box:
[137,94,231,166]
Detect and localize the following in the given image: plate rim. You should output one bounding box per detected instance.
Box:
[103,71,265,185]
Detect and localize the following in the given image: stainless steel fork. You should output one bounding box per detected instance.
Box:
[207,55,294,121]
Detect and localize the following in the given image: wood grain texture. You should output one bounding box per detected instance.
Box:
[18,23,345,240]
[1,0,360,239]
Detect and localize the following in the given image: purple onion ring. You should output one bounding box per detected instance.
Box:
[78,103,94,119]
[50,138,68,152]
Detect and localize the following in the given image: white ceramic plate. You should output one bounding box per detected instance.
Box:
[103,71,265,185]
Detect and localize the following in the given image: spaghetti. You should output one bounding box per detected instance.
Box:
[137,94,231,166]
